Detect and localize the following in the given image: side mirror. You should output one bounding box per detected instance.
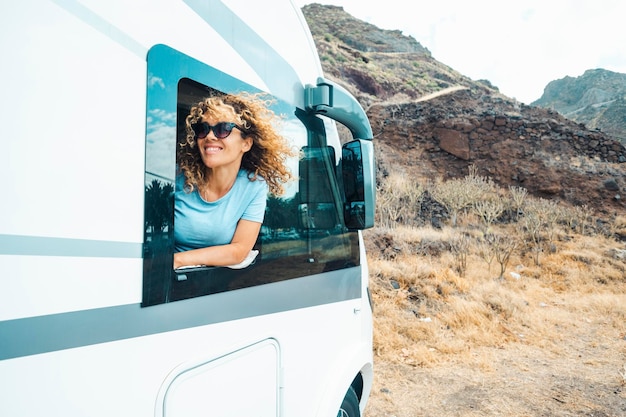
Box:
[342,139,375,229]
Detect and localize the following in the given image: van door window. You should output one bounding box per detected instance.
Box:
[142,45,359,307]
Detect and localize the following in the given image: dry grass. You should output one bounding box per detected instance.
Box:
[363,173,626,416]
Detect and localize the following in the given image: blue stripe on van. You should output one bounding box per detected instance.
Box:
[185,0,301,104]
[0,267,361,360]
[0,234,142,258]
[52,0,147,58]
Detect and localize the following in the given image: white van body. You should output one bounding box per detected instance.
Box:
[0,1,374,416]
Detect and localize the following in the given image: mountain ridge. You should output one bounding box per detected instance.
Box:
[532,68,626,143]
[301,4,626,218]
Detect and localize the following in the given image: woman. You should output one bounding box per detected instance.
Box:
[174,92,295,269]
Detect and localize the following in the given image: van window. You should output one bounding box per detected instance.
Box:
[142,45,359,307]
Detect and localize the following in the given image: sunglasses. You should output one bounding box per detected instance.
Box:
[191,121,243,139]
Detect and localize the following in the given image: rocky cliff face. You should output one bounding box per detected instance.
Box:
[369,89,625,216]
[532,69,626,144]
[302,4,626,218]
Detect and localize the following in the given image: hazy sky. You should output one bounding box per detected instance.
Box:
[295,0,626,104]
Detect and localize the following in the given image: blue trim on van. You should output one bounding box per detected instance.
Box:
[0,234,142,258]
[0,267,361,360]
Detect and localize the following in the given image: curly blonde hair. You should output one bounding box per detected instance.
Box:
[178,92,296,196]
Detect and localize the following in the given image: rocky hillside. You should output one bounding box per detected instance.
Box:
[302,4,498,107]
[532,69,626,144]
[301,4,626,218]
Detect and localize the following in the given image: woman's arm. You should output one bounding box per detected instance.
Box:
[173,219,262,269]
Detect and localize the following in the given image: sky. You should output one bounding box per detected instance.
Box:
[295,0,626,104]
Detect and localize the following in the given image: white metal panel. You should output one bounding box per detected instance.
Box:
[0,0,144,242]
[0,255,142,321]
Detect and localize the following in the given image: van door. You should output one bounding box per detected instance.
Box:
[158,338,281,417]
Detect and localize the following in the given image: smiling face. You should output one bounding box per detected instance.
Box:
[197,106,253,172]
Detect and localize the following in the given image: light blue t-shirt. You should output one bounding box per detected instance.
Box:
[174,170,268,252]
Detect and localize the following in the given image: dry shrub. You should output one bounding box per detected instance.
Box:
[614,214,626,235]
[428,167,497,227]
[560,203,595,235]
[473,199,505,230]
[376,171,424,228]
[578,293,626,328]
[508,185,528,220]
[554,234,626,288]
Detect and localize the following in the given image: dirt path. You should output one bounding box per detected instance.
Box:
[415,85,469,102]
[367,85,469,111]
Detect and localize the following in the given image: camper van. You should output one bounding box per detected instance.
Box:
[0,1,375,416]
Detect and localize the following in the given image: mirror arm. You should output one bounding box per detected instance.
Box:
[304,77,373,140]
